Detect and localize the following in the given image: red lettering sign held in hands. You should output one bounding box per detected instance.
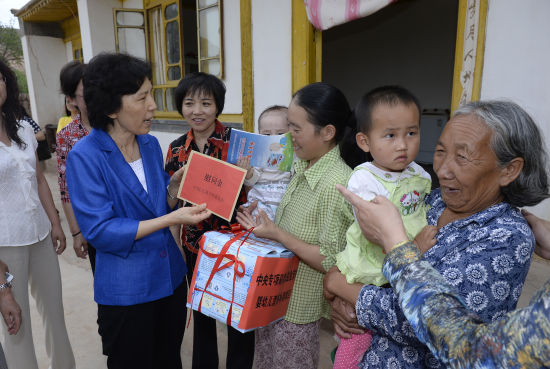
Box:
[178,151,247,221]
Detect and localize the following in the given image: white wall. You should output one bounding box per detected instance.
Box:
[77,0,121,61]
[21,35,68,126]
[221,0,243,115]
[122,0,143,7]
[151,130,186,160]
[251,0,292,131]
[65,41,73,61]
[481,0,550,218]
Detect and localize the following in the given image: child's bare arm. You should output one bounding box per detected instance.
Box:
[413,225,438,254]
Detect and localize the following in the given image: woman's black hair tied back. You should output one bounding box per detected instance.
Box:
[339,108,369,168]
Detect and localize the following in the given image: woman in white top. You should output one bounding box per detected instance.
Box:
[0,60,75,369]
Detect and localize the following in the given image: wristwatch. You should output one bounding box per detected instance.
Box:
[0,272,13,290]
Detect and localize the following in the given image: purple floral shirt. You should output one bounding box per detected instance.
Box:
[356,189,535,368]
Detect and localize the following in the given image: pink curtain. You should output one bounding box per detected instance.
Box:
[304,0,397,30]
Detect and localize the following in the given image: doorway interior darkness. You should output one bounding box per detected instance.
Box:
[323,0,459,183]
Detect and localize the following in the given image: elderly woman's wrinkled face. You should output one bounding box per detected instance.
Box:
[433,114,506,216]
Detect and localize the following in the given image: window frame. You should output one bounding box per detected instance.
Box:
[143,1,185,118]
[72,38,83,62]
[133,0,226,119]
[113,8,149,60]
[196,0,224,79]
[148,2,184,116]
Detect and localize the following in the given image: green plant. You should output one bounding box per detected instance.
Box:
[0,23,23,65]
[14,69,28,93]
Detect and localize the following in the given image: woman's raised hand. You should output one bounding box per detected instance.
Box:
[336,184,408,253]
[236,202,256,229]
[170,203,211,225]
[167,166,186,196]
[237,208,280,241]
[136,203,211,240]
[413,226,438,254]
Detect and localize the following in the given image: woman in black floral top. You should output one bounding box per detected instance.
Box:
[164,72,253,369]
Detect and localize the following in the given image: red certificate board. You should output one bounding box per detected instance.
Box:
[177,151,247,221]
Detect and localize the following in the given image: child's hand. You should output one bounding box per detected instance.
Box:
[413,225,438,254]
[237,156,254,180]
[170,203,211,225]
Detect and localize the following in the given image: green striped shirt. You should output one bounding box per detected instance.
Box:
[276,146,353,324]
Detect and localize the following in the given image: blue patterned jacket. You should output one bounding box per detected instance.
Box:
[383,242,550,368]
[356,189,534,368]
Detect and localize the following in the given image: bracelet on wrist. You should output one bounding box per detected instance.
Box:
[391,240,410,250]
[72,230,81,237]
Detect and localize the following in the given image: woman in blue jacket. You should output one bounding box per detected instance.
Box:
[66,53,210,369]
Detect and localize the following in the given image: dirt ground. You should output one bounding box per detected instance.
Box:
[28,155,550,369]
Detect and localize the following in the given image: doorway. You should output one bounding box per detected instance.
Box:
[322,0,458,183]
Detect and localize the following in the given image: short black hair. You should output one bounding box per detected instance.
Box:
[174,72,226,117]
[84,53,152,130]
[355,85,421,133]
[59,60,87,98]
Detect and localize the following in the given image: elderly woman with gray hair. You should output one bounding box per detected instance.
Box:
[324,100,549,368]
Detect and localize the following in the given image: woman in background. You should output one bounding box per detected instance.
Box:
[56,60,95,266]
[0,59,75,369]
[164,72,254,369]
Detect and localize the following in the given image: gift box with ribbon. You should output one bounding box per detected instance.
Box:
[187,227,299,332]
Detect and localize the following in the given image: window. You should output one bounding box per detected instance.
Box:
[73,47,83,61]
[72,38,83,62]
[147,2,183,112]
[197,0,223,78]
[61,16,84,62]
[119,0,224,116]
[113,9,147,60]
